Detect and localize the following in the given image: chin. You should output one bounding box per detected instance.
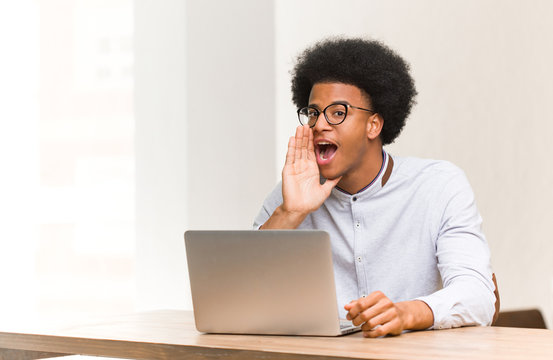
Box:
[319,167,341,181]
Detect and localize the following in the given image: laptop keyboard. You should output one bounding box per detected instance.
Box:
[340,319,354,329]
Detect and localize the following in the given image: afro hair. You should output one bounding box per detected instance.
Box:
[291,37,417,145]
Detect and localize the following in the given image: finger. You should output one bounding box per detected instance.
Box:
[307,126,314,153]
[301,125,309,148]
[352,297,395,326]
[363,318,402,338]
[322,176,342,195]
[360,307,397,331]
[345,306,354,320]
[301,125,309,159]
[285,136,296,165]
[350,291,389,316]
[346,295,381,321]
[345,299,361,320]
[306,127,315,161]
[295,126,303,160]
[344,300,356,318]
[344,300,355,309]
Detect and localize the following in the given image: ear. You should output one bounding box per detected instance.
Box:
[366,113,383,140]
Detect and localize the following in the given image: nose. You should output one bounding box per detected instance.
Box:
[312,112,332,133]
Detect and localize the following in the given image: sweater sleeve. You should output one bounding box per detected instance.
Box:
[415,167,496,329]
[252,182,284,229]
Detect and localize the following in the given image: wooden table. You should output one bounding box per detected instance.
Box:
[1,310,552,360]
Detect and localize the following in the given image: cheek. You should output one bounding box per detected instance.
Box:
[338,125,369,155]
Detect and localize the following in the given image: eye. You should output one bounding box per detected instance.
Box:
[307,109,319,118]
[333,110,345,117]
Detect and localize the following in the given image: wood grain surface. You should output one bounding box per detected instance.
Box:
[1,310,552,360]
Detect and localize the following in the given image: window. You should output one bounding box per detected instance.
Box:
[0,0,135,326]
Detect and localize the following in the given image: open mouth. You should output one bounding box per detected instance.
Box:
[315,141,338,165]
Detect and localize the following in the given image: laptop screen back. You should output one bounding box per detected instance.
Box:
[185,230,343,335]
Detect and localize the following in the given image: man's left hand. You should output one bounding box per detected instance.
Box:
[344,291,434,338]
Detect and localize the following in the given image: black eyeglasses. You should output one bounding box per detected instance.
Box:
[297,103,375,128]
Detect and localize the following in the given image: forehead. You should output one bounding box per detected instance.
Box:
[308,82,370,106]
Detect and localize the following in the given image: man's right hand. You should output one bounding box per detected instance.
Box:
[261,125,341,229]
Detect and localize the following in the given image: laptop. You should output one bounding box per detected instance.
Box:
[184,230,361,336]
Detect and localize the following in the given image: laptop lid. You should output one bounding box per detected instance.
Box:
[184,230,357,336]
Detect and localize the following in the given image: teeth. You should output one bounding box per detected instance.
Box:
[317,141,335,162]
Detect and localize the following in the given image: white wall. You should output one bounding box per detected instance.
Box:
[134,0,553,327]
[1,0,136,326]
[184,0,276,230]
[275,0,553,326]
[0,0,40,325]
[135,0,188,310]
[135,0,275,311]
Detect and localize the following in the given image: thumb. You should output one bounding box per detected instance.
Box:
[322,176,342,194]
[344,299,356,309]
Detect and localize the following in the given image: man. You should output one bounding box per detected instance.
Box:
[253,38,496,337]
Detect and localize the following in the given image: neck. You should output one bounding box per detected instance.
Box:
[336,147,384,194]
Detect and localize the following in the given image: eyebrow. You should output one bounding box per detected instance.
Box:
[308,100,352,109]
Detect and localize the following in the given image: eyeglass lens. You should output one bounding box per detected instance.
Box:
[299,104,347,127]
